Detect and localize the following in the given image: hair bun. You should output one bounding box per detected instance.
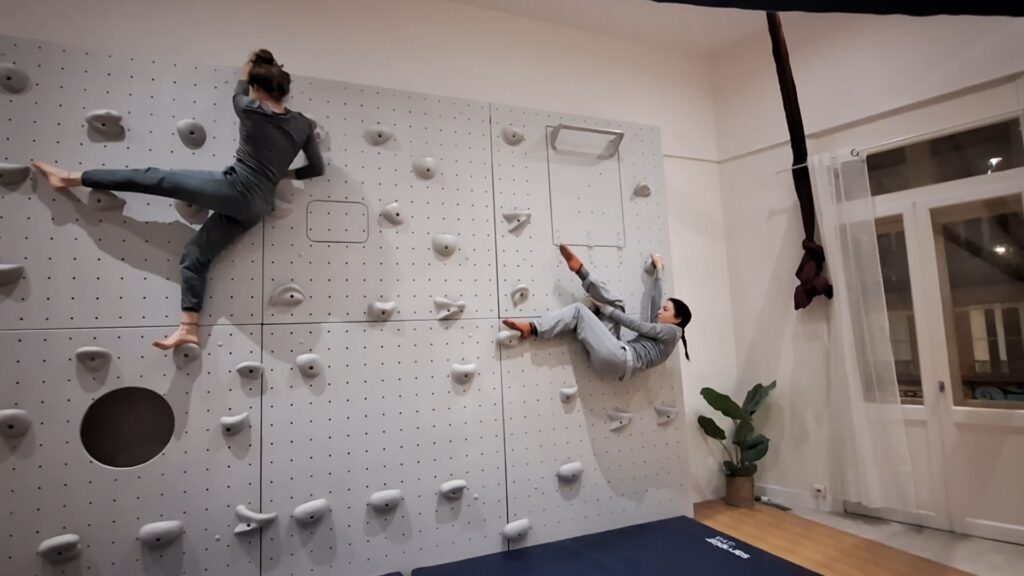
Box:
[251,49,278,67]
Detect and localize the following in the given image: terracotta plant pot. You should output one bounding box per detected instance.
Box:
[724,475,755,508]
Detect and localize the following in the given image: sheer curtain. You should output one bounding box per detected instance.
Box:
[810,154,917,510]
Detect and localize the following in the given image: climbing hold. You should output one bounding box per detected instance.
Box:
[434,297,466,320]
[559,385,579,403]
[235,362,263,380]
[0,409,31,439]
[510,284,530,305]
[309,116,330,147]
[86,189,126,212]
[431,234,459,257]
[269,283,305,306]
[607,409,633,431]
[138,520,183,548]
[496,330,521,348]
[634,183,652,198]
[269,198,293,219]
[176,118,207,149]
[295,353,322,378]
[0,162,30,188]
[0,63,29,94]
[379,201,403,225]
[368,489,403,513]
[75,346,111,372]
[450,363,477,384]
[173,343,201,369]
[412,156,438,180]
[439,479,468,500]
[234,505,277,534]
[501,126,525,146]
[37,534,81,564]
[654,403,679,425]
[364,125,394,146]
[293,498,330,526]
[556,461,584,482]
[369,301,397,320]
[174,200,209,224]
[643,257,656,276]
[85,109,125,141]
[220,412,249,436]
[502,211,531,233]
[0,263,25,286]
[502,519,531,541]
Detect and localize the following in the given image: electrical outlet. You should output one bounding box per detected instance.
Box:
[812,484,827,499]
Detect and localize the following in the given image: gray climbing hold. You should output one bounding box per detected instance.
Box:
[501,126,525,146]
[37,534,81,564]
[295,353,322,378]
[556,461,584,482]
[502,519,531,541]
[364,125,393,146]
[309,116,330,147]
[220,412,249,436]
[173,343,201,369]
[412,156,438,180]
[510,284,530,305]
[86,189,126,212]
[176,118,207,150]
[0,263,24,286]
[75,346,111,372]
[654,403,679,425]
[138,520,183,548]
[0,63,29,94]
[0,409,31,439]
[0,162,30,187]
[440,479,468,500]
[269,198,293,219]
[431,234,459,257]
[234,505,277,534]
[293,498,330,526]
[607,409,633,431]
[496,330,521,348]
[235,362,263,380]
[559,385,579,403]
[368,489,403,513]
[380,201,403,225]
[369,301,397,320]
[634,183,652,198]
[269,283,305,306]
[85,109,125,141]
[450,363,477,384]
[434,297,466,320]
[174,200,209,225]
[502,211,531,233]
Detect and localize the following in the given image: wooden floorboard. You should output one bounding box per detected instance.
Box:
[694,500,972,576]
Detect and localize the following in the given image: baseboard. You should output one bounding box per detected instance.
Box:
[755,483,835,512]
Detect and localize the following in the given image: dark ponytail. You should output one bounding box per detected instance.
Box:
[247,49,291,102]
[669,298,691,361]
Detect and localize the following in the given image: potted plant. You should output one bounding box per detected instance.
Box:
[697,381,776,508]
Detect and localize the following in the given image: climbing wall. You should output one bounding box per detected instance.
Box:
[0,33,690,576]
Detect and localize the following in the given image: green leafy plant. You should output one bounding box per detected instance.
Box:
[697,381,776,477]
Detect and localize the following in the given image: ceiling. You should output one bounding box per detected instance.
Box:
[449,0,770,55]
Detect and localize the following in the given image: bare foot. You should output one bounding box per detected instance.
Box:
[31,161,81,192]
[153,323,200,350]
[502,319,533,340]
[651,253,664,271]
[558,244,583,273]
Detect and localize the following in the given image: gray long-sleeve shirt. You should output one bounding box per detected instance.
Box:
[598,269,681,374]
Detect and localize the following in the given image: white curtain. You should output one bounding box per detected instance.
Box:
[810,154,917,510]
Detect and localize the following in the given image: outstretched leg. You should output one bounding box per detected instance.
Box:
[558,244,625,337]
[509,303,627,377]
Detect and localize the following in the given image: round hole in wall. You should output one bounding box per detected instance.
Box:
[80,387,174,468]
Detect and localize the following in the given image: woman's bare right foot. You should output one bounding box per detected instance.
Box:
[502,319,533,340]
[31,161,81,192]
[558,244,583,273]
[153,323,200,350]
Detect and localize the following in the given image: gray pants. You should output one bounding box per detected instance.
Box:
[82,167,269,312]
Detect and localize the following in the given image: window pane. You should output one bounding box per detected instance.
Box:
[876,216,922,403]
[867,119,1024,196]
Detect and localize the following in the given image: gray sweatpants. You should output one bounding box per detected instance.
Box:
[81,167,269,312]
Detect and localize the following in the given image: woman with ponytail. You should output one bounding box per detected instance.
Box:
[503,246,692,381]
[33,49,324,350]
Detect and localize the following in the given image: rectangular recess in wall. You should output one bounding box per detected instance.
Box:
[306,200,369,243]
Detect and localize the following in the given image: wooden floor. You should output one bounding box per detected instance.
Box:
[694,500,972,576]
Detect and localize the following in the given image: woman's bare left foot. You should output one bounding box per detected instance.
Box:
[558,244,583,273]
[153,324,200,350]
[502,319,533,340]
[31,161,79,192]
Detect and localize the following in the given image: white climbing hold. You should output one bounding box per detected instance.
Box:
[369,301,397,320]
[138,520,183,548]
[607,409,633,431]
[502,519,531,541]
[173,343,201,369]
[496,330,521,348]
[365,125,394,146]
[293,498,330,526]
[269,283,305,306]
[432,234,459,257]
[501,127,525,146]
[434,297,466,320]
[654,403,679,425]
[220,412,249,436]
[502,211,531,233]
[235,362,263,380]
[440,479,468,500]
[0,63,30,94]
[86,189,126,212]
[380,201,403,225]
[510,284,530,305]
[634,183,652,198]
[269,198,293,219]
[368,489,403,513]
[85,109,125,140]
[37,534,81,564]
[75,346,111,372]
[643,257,656,276]
[295,353,322,378]
[234,505,277,534]
[0,409,31,439]
[559,385,579,403]
[412,156,438,180]
[174,200,209,224]
[450,363,477,384]
[0,162,30,187]
[176,118,207,149]
[556,461,584,482]
[0,263,25,286]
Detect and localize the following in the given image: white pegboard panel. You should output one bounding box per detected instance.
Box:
[491,104,673,318]
[0,35,263,330]
[263,80,497,324]
[547,126,626,247]
[260,320,507,576]
[500,326,692,549]
[0,324,262,576]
